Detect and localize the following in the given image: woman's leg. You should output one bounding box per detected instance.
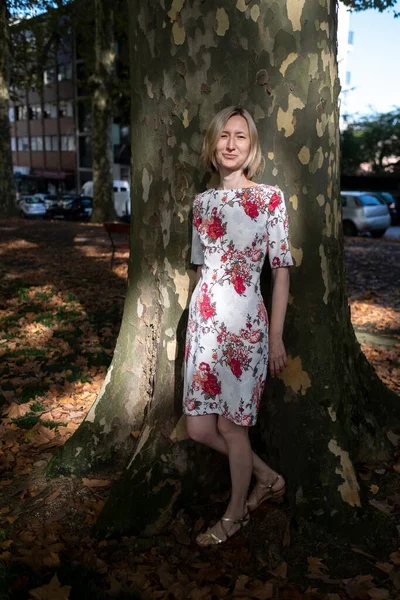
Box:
[217,416,253,519]
[186,414,285,493]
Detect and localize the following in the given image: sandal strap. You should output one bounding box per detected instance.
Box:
[267,474,280,490]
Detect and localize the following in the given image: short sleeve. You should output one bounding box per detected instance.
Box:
[190,198,204,265]
[266,189,294,269]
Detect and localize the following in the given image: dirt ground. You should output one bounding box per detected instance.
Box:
[0,219,399,600]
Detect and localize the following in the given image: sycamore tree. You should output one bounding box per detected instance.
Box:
[48,0,399,539]
[0,0,17,217]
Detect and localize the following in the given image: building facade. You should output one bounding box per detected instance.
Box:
[10,28,130,196]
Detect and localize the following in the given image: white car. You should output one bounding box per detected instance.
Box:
[81,180,131,220]
[33,193,59,212]
[341,191,391,237]
[18,195,47,219]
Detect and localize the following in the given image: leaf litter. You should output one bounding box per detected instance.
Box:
[0,220,399,598]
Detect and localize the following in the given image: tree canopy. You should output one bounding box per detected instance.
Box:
[341,109,400,174]
[342,0,399,14]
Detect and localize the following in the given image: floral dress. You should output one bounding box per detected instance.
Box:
[183,185,293,427]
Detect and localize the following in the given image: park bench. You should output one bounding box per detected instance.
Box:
[103,222,131,268]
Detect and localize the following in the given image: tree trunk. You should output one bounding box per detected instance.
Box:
[90,0,117,222]
[0,0,17,217]
[48,0,399,537]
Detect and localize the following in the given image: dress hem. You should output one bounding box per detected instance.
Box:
[183,408,257,428]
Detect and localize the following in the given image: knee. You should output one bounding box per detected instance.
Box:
[186,420,216,446]
[217,416,247,441]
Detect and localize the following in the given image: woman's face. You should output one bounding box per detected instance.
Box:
[215,115,251,174]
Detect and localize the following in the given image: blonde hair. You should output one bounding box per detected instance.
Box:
[201,106,263,179]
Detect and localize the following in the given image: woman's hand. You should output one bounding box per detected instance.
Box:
[268,334,287,377]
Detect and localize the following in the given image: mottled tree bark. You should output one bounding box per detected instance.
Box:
[0,0,17,217]
[90,0,117,222]
[48,0,398,537]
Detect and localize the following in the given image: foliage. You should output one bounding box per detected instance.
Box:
[342,0,399,14]
[341,109,400,174]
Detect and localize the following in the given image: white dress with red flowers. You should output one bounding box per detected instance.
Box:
[183,185,293,427]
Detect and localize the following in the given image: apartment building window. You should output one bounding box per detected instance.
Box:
[45,135,59,151]
[44,67,57,85]
[15,105,28,121]
[11,137,16,151]
[43,102,57,119]
[59,100,73,118]
[29,104,42,120]
[58,63,72,81]
[17,137,29,152]
[61,135,75,151]
[31,136,43,151]
[9,106,15,122]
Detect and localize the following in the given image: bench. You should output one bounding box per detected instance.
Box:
[103,222,131,268]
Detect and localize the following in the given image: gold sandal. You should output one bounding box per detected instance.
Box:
[196,511,250,547]
[246,475,286,512]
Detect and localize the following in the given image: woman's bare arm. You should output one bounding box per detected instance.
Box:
[269,267,290,377]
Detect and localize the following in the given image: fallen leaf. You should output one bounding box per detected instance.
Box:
[29,574,71,600]
[308,556,328,575]
[375,563,393,575]
[4,402,32,418]
[386,430,400,446]
[81,478,111,488]
[268,562,287,579]
[390,551,400,565]
[367,588,390,599]
[370,485,379,495]
[369,499,393,515]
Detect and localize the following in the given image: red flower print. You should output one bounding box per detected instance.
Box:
[186,399,196,411]
[212,352,217,359]
[243,201,259,218]
[251,249,262,262]
[184,343,190,362]
[199,292,215,319]
[203,373,221,396]
[221,254,228,262]
[207,216,225,239]
[229,358,242,378]
[242,414,252,427]
[217,335,222,343]
[272,256,281,267]
[233,276,246,295]
[268,192,281,212]
[281,242,287,251]
[195,217,202,227]
[249,330,262,344]
[199,362,210,372]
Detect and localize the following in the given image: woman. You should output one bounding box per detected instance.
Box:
[183,107,293,546]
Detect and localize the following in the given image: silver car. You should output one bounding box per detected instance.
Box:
[18,195,47,219]
[341,191,391,238]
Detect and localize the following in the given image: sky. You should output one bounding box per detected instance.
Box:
[342,2,400,118]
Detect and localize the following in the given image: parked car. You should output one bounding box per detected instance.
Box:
[81,180,130,221]
[32,193,59,215]
[373,192,398,226]
[18,195,47,219]
[47,195,93,220]
[341,191,391,237]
